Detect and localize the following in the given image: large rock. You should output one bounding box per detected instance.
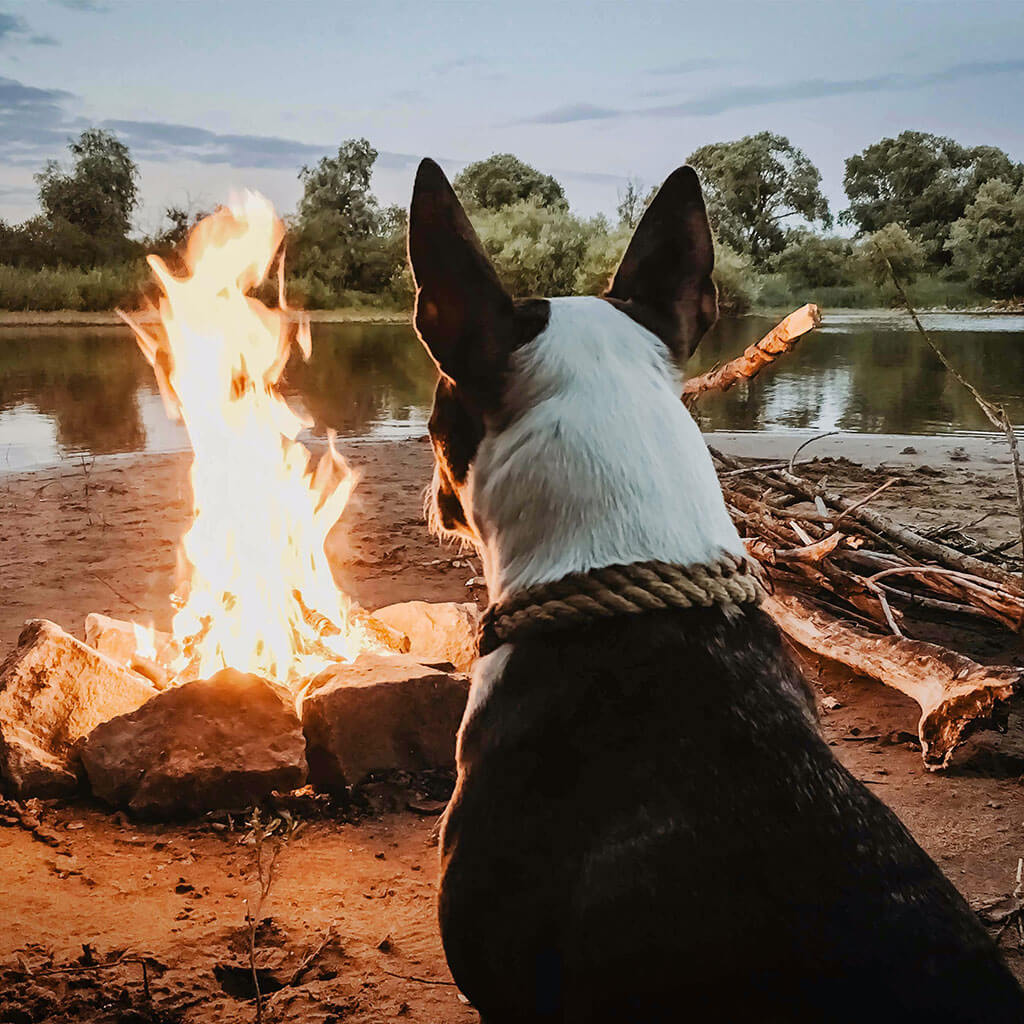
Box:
[372,601,480,673]
[0,619,158,798]
[301,654,469,792]
[81,669,307,819]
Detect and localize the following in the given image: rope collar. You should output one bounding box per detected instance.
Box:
[477,553,765,656]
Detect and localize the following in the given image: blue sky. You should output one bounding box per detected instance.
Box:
[0,0,1021,232]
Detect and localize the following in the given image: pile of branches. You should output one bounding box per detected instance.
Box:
[689,305,1024,768]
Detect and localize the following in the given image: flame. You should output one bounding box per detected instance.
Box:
[123,192,365,687]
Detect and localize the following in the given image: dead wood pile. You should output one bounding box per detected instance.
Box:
[694,305,1024,768]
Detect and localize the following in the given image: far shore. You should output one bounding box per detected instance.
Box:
[0,303,1022,329]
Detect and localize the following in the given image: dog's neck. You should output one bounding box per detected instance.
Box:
[467,297,744,604]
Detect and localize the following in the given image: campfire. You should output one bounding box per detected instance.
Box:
[0,195,478,817]
[121,192,381,689]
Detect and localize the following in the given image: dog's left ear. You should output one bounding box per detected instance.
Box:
[408,158,519,407]
[605,165,717,360]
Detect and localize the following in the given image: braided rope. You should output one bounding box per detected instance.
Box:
[478,553,764,655]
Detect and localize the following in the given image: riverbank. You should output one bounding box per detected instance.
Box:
[2,302,1024,328]
[0,307,412,328]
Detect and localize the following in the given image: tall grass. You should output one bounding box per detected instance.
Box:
[0,263,147,312]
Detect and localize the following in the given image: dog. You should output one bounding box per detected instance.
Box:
[406,157,1024,1023]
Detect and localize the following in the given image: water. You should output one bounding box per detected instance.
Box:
[0,311,1022,473]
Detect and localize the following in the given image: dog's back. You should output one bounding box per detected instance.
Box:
[442,607,1023,1022]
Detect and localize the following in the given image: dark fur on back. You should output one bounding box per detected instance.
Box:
[440,609,1024,1022]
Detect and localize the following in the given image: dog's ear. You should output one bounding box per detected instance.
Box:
[408,158,516,405]
[605,165,717,360]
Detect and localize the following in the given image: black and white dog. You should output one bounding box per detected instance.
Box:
[406,158,1024,1023]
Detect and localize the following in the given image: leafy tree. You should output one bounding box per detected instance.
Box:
[616,177,654,229]
[771,230,855,288]
[35,128,139,241]
[841,131,1023,262]
[855,223,925,293]
[296,138,381,233]
[289,139,406,298]
[454,154,566,212]
[687,132,832,264]
[946,178,1024,298]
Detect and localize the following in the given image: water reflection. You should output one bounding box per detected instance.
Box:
[0,313,1022,472]
[688,314,1024,436]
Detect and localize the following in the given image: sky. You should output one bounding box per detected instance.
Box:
[0,0,1021,233]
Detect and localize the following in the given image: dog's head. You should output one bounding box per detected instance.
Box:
[408,159,741,599]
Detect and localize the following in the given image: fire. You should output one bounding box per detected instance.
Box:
[122,192,368,687]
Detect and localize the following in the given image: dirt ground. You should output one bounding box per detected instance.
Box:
[2,439,1024,1022]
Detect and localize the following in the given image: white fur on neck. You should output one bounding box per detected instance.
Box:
[470,296,744,601]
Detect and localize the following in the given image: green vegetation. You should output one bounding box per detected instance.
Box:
[0,128,1021,315]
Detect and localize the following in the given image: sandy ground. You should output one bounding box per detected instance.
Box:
[2,438,1024,1021]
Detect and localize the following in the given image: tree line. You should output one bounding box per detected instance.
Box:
[0,127,1021,313]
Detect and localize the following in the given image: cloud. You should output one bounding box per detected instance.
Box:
[524,58,1024,124]
[51,0,108,10]
[0,77,79,163]
[0,12,61,47]
[528,102,621,125]
[646,58,725,76]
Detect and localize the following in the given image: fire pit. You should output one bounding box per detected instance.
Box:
[0,195,478,817]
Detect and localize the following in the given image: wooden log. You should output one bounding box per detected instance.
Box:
[683,304,821,406]
[764,592,1022,768]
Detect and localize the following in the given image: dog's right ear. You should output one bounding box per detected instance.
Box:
[408,158,517,406]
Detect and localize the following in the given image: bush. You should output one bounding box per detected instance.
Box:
[770,231,855,288]
[946,179,1024,299]
[855,223,926,291]
[470,198,596,297]
[712,243,758,314]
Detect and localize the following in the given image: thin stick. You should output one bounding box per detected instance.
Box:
[90,572,144,612]
[834,478,899,523]
[880,250,1024,584]
[788,431,840,475]
[379,968,458,987]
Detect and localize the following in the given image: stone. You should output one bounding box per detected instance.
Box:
[372,601,480,673]
[80,669,307,819]
[84,613,178,687]
[301,654,469,792]
[0,619,158,798]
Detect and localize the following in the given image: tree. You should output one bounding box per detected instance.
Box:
[687,132,831,264]
[841,131,1023,262]
[616,177,654,229]
[35,128,139,240]
[946,178,1024,299]
[289,139,406,298]
[296,138,381,234]
[454,154,566,212]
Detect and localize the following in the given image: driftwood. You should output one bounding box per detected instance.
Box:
[682,303,821,406]
[687,304,1024,766]
[766,593,1021,768]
